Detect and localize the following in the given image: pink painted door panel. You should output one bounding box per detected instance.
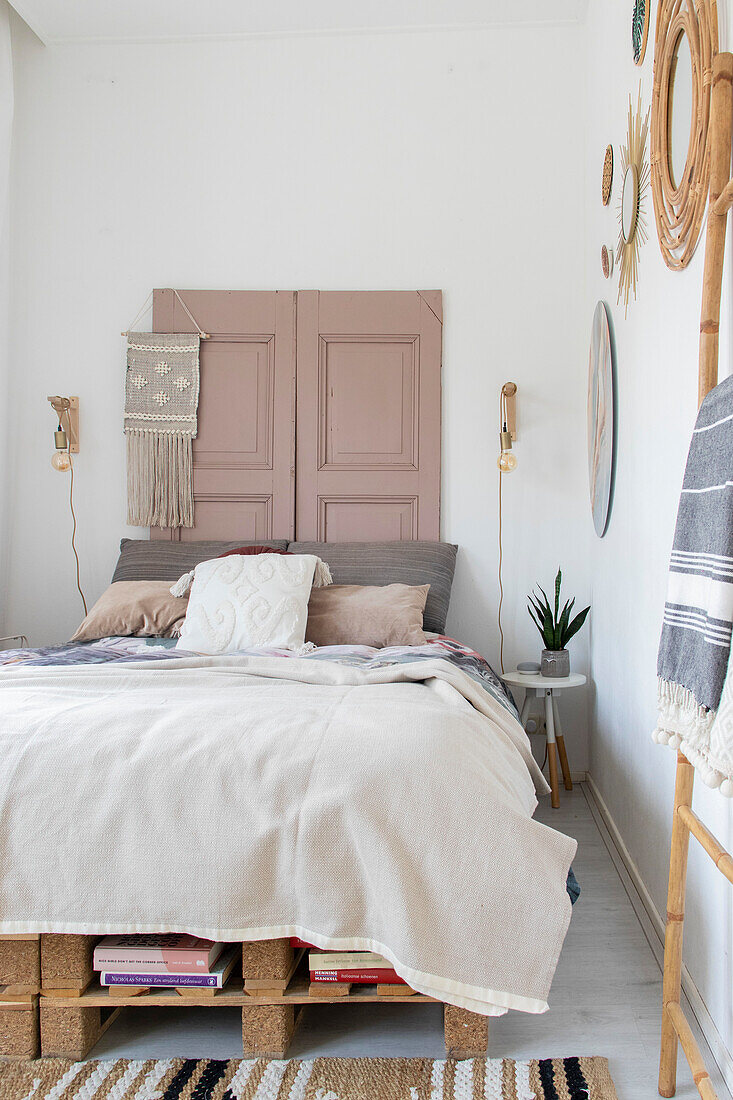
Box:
[295,291,442,541]
[151,289,295,541]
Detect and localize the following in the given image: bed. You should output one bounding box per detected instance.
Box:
[0,537,576,1056]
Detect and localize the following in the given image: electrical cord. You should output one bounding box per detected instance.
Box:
[498,465,505,674]
[68,453,88,616]
[497,388,507,674]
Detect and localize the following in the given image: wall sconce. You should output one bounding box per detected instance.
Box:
[496,381,518,674]
[497,382,518,472]
[47,395,87,614]
[48,395,79,472]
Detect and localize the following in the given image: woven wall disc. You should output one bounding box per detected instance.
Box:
[602,144,614,205]
[601,245,614,278]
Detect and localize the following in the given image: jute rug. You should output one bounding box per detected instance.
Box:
[0,1056,617,1099]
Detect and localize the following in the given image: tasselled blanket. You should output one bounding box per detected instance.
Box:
[654,374,733,795]
[0,654,576,1016]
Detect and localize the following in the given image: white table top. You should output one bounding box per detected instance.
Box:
[502,670,586,690]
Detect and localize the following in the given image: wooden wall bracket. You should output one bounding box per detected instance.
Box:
[47,395,79,454]
[501,382,517,441]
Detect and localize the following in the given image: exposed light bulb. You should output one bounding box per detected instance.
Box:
[497,451,517,473]
[51,450,72,472]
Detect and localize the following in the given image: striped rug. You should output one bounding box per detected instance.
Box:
[0,1056,617,1099]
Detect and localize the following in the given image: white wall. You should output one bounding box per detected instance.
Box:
[584,0,733,1075]
[0,2,13,639]
[5,16,591,766]
[7,0,732,1073]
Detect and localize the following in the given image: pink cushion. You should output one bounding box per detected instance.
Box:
[71,581,189,641]
[306,584,429,648]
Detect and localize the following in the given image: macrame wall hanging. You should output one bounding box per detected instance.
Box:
[123,291,208,529]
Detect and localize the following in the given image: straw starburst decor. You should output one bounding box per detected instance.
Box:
[617,86,650,315]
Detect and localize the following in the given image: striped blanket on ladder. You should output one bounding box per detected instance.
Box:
[654,374,733,795]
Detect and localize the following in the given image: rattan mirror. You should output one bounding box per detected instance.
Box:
[651,0,718,270]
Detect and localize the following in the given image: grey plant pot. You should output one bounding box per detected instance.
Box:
[541,649,570,678]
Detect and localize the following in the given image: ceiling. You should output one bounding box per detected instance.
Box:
[9,0,586,46]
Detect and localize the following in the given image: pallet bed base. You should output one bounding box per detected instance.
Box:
[0,934,490,1062]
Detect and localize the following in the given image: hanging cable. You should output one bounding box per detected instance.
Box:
[497,388,506,673]
[498,465,505,674]
[68,453,88,616]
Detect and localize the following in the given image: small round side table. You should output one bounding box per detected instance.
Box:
[502,670,586,809]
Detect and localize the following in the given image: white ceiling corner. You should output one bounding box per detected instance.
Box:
[7,0,586,46]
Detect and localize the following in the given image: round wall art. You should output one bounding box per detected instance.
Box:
[588,301,615,538]
[601,245,614,278]
[632,0,651,66]
[602,144,614,205]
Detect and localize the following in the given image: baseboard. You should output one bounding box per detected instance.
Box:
[584,773,733,1098]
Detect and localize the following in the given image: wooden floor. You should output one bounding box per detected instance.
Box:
[89,785,731,1100]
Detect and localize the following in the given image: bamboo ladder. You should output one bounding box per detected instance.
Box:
[658,50,733,1100]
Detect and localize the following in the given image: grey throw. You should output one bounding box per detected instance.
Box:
[654,374,733,794]
[124,332,200,528]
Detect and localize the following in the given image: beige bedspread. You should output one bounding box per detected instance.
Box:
[0,656,576,1015]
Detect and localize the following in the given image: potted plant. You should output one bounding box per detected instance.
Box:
[527,568,590,678]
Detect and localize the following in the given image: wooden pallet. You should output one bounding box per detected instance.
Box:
[0,934,40,994]
[40,1003,120,1060]
[0,997,39,1060]
[41,975,435,1008]
[29,935,489,1061]
[40,934,97,999]
[0,935,41,1058]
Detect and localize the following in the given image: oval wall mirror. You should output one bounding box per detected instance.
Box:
[621,165,639,242]
[668,29,694,190]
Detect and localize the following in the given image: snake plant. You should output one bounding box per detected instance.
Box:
[527,568,590,651]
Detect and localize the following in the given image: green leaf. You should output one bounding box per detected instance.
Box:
[564,605,590,645]
[554,568,562,624]
[557,598,574,648]
[536,586,552,618]
[541,605,555,649]
[529,596,549,632]
[527,604,545,642]
[529,593,547,621]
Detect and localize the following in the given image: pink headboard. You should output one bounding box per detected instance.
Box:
[152,289,442,543]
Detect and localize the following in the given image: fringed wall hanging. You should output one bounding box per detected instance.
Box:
[123,291,207,528]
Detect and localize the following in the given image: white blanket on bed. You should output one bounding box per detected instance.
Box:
[0,655,576,1016]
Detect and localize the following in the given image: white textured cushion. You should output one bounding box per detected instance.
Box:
[176,554,320,654]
